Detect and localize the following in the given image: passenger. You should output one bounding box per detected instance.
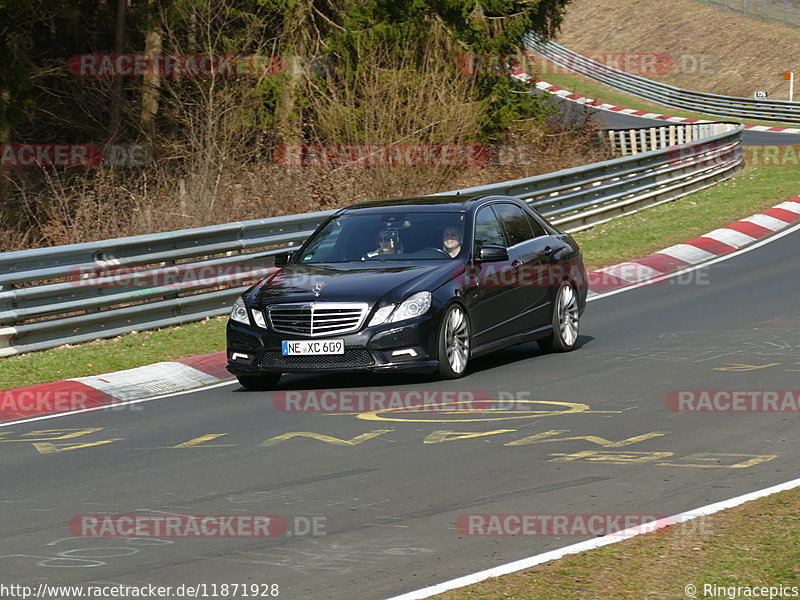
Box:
[442,225,462,258]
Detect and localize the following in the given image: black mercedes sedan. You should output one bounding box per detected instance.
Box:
[226,195,587,390]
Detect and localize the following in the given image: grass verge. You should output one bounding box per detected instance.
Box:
[0,165,798,390]
[434,488,800,600]
[539,66,800,130]
[0,316,228,390]
[573,164,800,266]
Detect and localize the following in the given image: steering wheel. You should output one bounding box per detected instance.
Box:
[420,247,451,257]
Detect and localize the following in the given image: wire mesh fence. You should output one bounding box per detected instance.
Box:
[690,0,800,28]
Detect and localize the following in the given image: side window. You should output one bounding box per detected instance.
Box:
[474,206,507,247]
[526,212,547,238]
[494,203,534,246]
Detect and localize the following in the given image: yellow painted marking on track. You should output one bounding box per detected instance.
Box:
[656,453,778,469]
[170,434,234,448]
[713,363,782,371]
[32,439,124,454]
[548,450,675,464]
[423,430,517,444]
[0,428,104,442]
[506,430,669,447]
[355,400,619,423]
[259,429,394,447]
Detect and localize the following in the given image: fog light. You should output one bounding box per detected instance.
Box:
[391,348,418,358]
[231,352,251,361]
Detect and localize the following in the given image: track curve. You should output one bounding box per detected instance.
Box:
[2,224,799,599]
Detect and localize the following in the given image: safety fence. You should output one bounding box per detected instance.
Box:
[0,123,743,356]
[524,33,800,124]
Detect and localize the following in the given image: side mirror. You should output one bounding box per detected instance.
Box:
[476,245,509,262]
[273,251,294,267]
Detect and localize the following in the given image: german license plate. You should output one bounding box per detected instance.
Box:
[281,339,345,356]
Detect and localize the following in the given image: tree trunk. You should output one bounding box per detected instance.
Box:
[274,0,310,145]
[109,0,127,138]
[140,27,163,139]
[0,89,10,207]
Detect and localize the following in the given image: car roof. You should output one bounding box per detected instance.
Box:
[342,194,522,213]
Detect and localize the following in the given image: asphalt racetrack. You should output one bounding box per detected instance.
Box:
[549,91,800,146]
[1,220,799,599]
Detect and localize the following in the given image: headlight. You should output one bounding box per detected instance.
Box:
[390,291,431,322]
[230,296,250,325]
[368,304,395,328]
[369,291,432,327]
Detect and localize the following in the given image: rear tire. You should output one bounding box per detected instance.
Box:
[538,280,580,353]
[437,304,471,379]
[236,373,282,391]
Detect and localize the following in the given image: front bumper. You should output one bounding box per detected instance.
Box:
[226,315,441,375]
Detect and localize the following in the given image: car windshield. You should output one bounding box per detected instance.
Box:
[297,211,467,264]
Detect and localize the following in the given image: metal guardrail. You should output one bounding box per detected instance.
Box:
[0,211,334,356]
[524,33,800,124]
[441,123,742,233]
[0,123,743,357]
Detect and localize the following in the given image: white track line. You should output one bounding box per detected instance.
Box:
[384,476,800,600]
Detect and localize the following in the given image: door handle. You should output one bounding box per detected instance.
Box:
[511,259,522,266]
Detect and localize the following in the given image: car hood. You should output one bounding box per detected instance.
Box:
[250,262,459,305]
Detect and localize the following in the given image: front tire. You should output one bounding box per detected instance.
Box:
[538,280,580,353]
[236,373,282,391]
[437,304,471,379]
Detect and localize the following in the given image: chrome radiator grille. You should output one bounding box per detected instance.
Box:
[266,302,369,336]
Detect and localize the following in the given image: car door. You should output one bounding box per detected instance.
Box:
[466,204,521,348]
[492,202,556,333]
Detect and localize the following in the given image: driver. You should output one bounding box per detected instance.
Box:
[366,228,402,257]
[442,225,462,258]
